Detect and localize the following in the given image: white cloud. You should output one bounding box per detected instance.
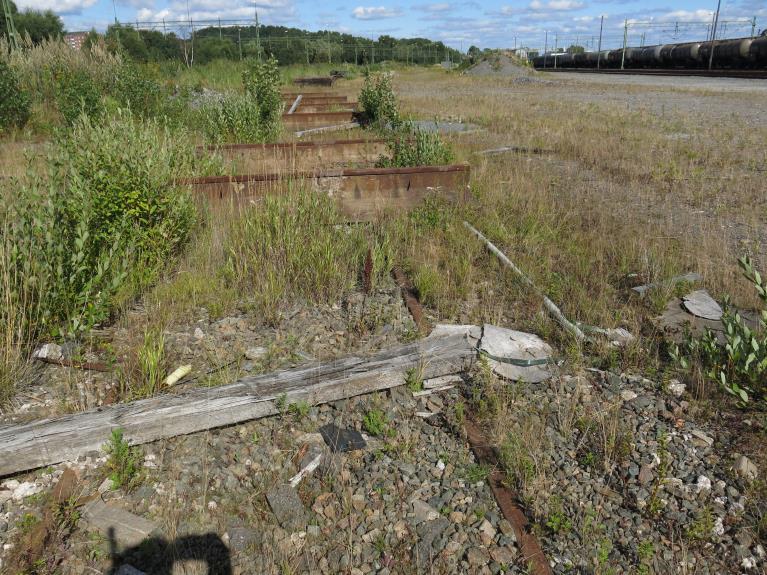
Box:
[131,0,296,24]
[352,6,403,20]
[417,3,451,12]
[15,0,98,14]
[529,0,584,11]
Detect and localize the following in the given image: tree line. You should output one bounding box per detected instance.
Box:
[1,3,463,67]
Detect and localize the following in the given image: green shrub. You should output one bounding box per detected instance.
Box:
[241,56,283,140]
[377,125,454,168]
[671,256,767,404]
[54,67,103,125]
[1,110,202,340]
[103,428,142,490]
[0,58,31,132]
[114,62,162,118]
[359,71,399,128]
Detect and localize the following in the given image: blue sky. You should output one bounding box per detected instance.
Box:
[15,0,767,51]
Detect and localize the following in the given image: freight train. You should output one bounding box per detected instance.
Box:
[531,33,767,70]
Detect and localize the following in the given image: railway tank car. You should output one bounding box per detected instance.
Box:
[531,35,767,71]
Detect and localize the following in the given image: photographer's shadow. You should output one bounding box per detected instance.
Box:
[107,527,232,575]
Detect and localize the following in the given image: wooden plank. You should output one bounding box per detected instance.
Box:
[0,333,475,477]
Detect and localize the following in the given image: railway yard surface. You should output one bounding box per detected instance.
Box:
[1,63,767,575]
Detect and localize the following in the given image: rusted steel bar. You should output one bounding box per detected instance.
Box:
[464,418,553,575]
[281,95,349,105]
[200,139,388,172]
[175,164,471,222]
[295,122,360,138]
[391,267,430,336]
[293,76,336,86]
[282,111,360,129]
[37,357,115,373]
[296,102,358,113]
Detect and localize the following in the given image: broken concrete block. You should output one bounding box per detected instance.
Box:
[83,500,161,549]
[266,485,307,531]
[33,343,63,361]
[427,324,481,345]
[682,290,723,321]
[479,324,553,383]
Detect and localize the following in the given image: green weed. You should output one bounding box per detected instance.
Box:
[103,428,142,490]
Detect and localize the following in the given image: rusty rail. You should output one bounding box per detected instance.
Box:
[464,418,553,575]
[176,164,471,222]
[201,139,388,172]
[282,111,361,129]
[391,267,430,335]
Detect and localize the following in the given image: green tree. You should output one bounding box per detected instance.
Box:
[1,1,64,44]
[566,44,585,54]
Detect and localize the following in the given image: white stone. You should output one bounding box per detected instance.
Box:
[32,343,63,361]
[696,475,712,493]
[620,390,638,401]
[208,500,218,511]
[742,557,756,570]
[12,482,43,501]
[193,327,204,339]
[97,478,114,494]
[436,459,446,471]
[245,347,268,360]
[712,517,725,537]
[668,380,686,397]
[1,480,19,491]
[734,455,758,480]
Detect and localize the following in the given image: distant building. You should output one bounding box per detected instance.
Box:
[64,32,88,51]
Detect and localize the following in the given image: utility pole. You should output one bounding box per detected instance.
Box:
[544,30,548,68]
[2,0,20,51]
[752,16,757,38]
[620,19,628,70]
[597,15,604,69]
[708,0,722,70]
[238,27,242,60]
[255,5,261,61]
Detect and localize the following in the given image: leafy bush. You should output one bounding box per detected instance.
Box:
[671,256,767,403]
[1,110,202,340]
[241,56,283,140]
[0,58,30,132]
[359,71,399,128]
[54,67,103,125]
[377,125,454,168]
[114,62,162,118]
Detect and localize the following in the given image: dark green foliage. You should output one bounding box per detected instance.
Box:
[54,67,102,125]
[114,62,162,117]
[0,58,30,132]
[3,111,199,338]
[377,125,454,168]
[671,256,767,404]
[0,1,64,44]
[359,72,399,128]
[242,56,283,140]
[103,428,142,489]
